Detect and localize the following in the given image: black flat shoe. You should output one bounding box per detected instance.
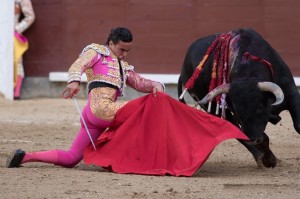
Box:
[6,149,25,168]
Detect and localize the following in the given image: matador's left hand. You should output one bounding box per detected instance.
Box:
[152,84,164,97]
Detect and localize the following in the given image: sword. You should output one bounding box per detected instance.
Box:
[73,96,97,151]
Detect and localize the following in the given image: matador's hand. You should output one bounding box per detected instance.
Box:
[152,84,164,97]
[62,81,80,99]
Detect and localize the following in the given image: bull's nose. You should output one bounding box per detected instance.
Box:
[248,136,264,145]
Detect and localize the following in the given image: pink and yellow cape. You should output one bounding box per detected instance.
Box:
[14,32,28,86]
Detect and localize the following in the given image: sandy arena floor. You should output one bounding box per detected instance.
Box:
[0,96,299,199]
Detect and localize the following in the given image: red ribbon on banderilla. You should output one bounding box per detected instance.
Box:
[179,35,221,100]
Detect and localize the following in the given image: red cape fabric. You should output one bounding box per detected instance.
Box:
[84,92,248,176]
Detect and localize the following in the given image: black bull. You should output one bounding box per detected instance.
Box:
[178,28,300,168]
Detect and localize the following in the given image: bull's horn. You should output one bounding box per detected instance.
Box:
[257,82,284,105]
[198,83,230,105]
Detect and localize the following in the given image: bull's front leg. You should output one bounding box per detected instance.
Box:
[239,133,277,168]
[237,139,264,166]
[256,133,277,168]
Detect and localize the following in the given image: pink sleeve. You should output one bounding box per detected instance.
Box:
[126,71,164,93]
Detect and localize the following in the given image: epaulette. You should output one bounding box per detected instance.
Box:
[81,43,110,56]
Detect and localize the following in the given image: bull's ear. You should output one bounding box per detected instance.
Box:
[269,114,282,124]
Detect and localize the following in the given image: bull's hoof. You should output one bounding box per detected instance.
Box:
[262,150,277,168]
[255,154,264,168]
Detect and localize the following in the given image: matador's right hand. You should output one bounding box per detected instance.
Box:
[62,81,80,99]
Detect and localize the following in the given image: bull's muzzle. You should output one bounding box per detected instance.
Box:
[246,136,264,145]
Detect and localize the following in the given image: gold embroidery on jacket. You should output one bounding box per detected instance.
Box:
[107,61,119,69]
[82,44,110,56]
[68,49,97,83]
[85,68,121,88]
[90,87,125,121]
[109,67,120,77]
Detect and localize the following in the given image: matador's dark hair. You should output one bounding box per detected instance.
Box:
[106,27,133,45]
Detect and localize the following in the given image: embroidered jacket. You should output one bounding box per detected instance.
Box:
[15,0,35,34]
[68,44,164,96]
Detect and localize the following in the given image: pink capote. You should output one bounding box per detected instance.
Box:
[84,92,248,176]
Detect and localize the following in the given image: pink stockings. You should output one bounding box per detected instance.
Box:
[14,75,23,99]
[21,103,112,168]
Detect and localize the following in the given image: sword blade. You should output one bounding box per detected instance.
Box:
[73,97,97,151]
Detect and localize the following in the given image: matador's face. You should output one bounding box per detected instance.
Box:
[109,41,132,60]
